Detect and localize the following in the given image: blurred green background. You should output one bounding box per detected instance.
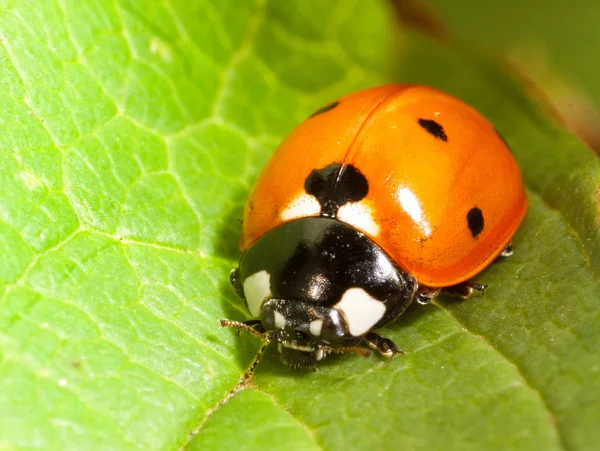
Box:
[407,0,600,151]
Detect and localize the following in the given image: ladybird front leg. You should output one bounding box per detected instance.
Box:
[363,332,404,357]
[442,281,487,299]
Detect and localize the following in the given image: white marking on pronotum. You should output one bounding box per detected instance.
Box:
[280,193,321,221]
[243,270,272,317]
[334,288,386,336]
[309,319,323,336]
[337,202,380,236]
[274,311,286,329]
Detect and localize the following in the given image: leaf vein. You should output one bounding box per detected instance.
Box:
[433,301,566,450]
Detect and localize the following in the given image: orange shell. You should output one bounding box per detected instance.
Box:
[241,85,527,287]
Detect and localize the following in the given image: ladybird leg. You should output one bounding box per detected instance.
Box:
[499,242,513,257]
[442,281,487,299]
[230,268,243,298]
[220,319,268,339]
[221,320,274,378]
[244,340,271,377]
[363,332,404,357]
[322,345,372,359]
[414,286,441,305]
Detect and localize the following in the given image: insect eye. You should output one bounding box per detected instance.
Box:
[320,314,347,343]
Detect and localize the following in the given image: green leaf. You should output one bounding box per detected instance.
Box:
[0,1,598,451]
[187,389,320,451]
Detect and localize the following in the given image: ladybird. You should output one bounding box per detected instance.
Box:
[221,85,527,370]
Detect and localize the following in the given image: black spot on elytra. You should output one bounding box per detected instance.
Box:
[418,118,448,141]
[305,163,368,217]
[467,207,484,238]
[309,101,339,118]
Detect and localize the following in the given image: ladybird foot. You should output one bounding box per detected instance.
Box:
[499,242,513,257]
[415,286,441,305]
[363,332,404,357]
[442,281,487,299]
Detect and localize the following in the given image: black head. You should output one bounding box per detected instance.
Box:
[230,217,416,369]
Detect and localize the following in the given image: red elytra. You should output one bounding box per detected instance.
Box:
[241,84,527,288]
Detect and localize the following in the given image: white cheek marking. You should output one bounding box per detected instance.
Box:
[337,202,380,236]
[309,319,323,336]
[315,348,325,361]
[334,288,386,336]
[243,270,272,317]
[274,311,286,329]
[280,193,321,221]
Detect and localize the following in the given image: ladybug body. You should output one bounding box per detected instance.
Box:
[222,85,527,370]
